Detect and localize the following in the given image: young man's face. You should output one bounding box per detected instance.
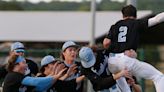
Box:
[17,60,28,74]
[63,47,77,62]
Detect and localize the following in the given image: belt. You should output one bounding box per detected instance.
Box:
[109,53,124,57]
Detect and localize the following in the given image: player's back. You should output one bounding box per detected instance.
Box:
[109,19,147,53]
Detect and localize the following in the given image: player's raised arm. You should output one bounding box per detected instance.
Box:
[148,12,164,27]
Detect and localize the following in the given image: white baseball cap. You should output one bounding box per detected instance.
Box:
[41,55,56,67]
[79,47,96,68]
[62,41,78,51]
[11,42,25,51]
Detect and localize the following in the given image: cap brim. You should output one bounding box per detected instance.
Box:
[40,60,57,70]
[18,47,25,49]
[81,55,96,68]
[63,45,79,51]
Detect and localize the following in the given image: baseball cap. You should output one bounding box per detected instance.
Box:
[41,55,56,67]
[11,42,25,51]
[79,47,96,68]
[62,41,78,51]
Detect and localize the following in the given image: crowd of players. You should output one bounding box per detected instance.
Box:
[0,4,164,92]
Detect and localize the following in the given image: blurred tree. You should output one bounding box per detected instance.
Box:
[0,0,163,12]
[98,0,125,11]
[78,2,90,11]
[0,1,23,10]
[137,0,164,13]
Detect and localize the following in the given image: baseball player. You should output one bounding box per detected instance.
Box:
[103,5,164,51]
[103,5,164,92]
[79,46,141,92]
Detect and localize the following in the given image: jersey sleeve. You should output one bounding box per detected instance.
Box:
[81,67,116,91]
[138,19,148,31]
[106,25,115,39]
[22,76,54,91]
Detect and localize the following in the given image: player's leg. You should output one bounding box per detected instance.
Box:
[117,55,164,92]
[108,53,135,74]
[108,53,164,92]
[108,56,125,74]
[154,75,164,92]
[108,53,163,80]
[130,61,163,80]
[116,77,131,92]
[108,54,132,92]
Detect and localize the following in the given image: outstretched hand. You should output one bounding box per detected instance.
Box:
[113,68,132,80]
[66,64,77,77]
[59,64,77,80]
[124,49,137,58]
[50,62,67,80]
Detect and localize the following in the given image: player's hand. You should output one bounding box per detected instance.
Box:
[53,68,67,80]
[120,68,133,81]
[113,68,131,80]
[127,77,135,86]
[76,75,85,83]
[59,64,77,80]
[103,38,111,49]
[124,49,137,58]
[66,64,77,77]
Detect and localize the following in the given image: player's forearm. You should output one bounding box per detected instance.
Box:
[113,71,124,80]
[93,76,116,91]
[148,12,164,27]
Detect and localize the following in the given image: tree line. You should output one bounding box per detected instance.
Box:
[0,0,163,13]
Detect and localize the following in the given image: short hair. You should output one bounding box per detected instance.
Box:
[121,5,137,18]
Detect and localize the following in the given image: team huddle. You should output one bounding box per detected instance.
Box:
[1,5,164,92]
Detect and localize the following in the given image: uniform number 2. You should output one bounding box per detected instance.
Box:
[118,26,128,42]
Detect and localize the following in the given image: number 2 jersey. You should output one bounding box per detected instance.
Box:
[107,18,148,53]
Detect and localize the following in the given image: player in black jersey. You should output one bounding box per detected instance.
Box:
[79,46,141,92]
[102,5,164,92]
[103,5,164,53]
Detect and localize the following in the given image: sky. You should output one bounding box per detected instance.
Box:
[3,0,125,3]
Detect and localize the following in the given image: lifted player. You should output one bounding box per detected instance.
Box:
[103,5,164,92]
